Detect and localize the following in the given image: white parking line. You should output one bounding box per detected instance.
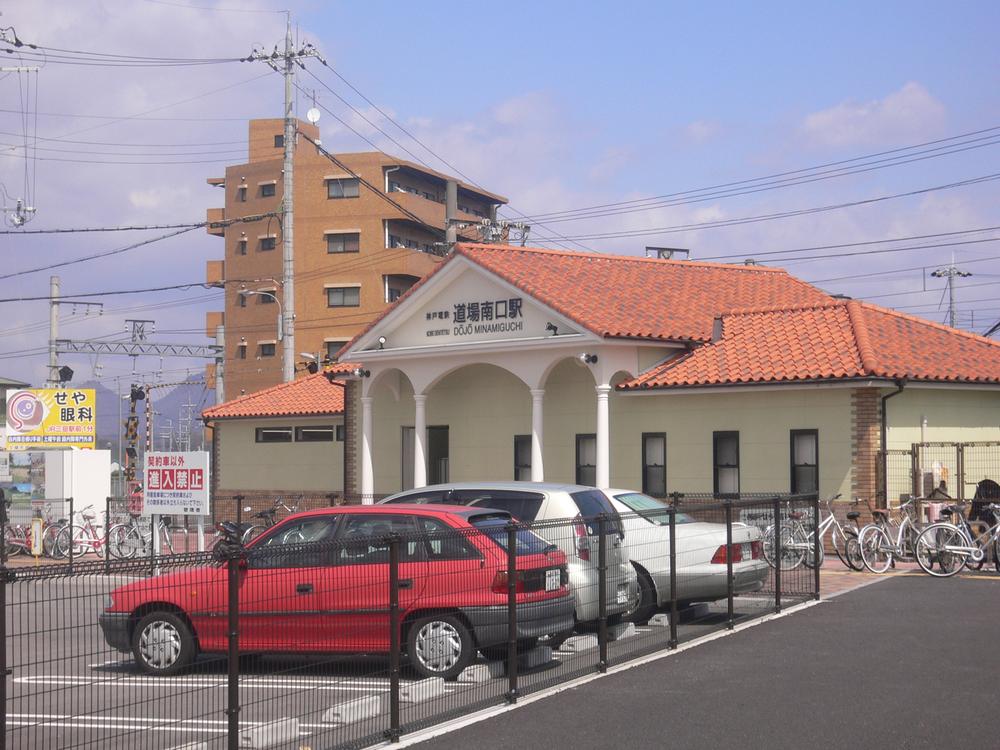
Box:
[7,712,375,736]
[16,675,394,692]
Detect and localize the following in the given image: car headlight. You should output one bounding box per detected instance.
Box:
[104,594,114,611]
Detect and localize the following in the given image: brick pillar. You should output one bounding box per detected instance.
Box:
[343,379,358,501]
[851,388,881,506]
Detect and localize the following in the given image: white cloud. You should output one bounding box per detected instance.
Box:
[802,82,947,148]
[684,119,722,144]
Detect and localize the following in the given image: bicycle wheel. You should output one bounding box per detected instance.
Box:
[831,525,849,568]
[844,533,864,571]
[762,524,805,570]
[54,524,86,558]
[804,528,824,569]
[858,526,893,574]
[4,525,23,556]
[243,525,265,544]
[108,524,138,559]
[914,524,967,578]
[42,524,63,557]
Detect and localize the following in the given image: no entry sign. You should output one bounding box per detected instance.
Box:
[143,451,211,516]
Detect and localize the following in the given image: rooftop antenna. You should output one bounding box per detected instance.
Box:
[645,247,690,260]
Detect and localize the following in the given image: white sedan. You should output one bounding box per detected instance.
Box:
[603,490,769,623]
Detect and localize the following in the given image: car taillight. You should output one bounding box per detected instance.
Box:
[573,514,591,561]
[710,543,744,564]
[491,571,525,594]
[751,540,763,559]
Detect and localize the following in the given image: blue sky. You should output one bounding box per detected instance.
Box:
[0,0,998,388]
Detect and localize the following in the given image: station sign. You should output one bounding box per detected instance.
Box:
[142,451,210,516]
[4,389,96,450]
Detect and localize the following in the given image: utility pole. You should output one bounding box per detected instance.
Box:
[242,15,321,383]
[931,257,972,328]
[47,275,58,387]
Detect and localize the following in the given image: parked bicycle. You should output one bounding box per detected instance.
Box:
[857,498,925,574]
[241,497,300,543]
[913,502,1000,578]
[761,495,864,570]
[53,504,109,559]
[109,513,187,559]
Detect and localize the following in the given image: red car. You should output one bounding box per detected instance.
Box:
[99,505,574,680]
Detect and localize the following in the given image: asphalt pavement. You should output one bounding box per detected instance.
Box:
[408,572,1000,750]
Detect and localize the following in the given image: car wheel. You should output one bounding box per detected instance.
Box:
[407,614,473,681]
[132,611,196,676]
[625,567,658,625]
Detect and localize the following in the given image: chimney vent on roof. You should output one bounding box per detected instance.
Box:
[645,246,690,260]
[711,316,723,342]
[743,259,758,266]
[831,293,853,299]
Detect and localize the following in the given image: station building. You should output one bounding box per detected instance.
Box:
[204,243,1000,509]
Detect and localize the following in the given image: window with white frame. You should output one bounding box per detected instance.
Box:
[713,431,739,495]
[327,178,359,199]
[790,429,819,494]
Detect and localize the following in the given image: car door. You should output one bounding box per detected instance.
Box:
[319,514,427,653]
[238,514,341,653]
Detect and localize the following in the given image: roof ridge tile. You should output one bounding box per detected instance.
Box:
[846,300,878,374]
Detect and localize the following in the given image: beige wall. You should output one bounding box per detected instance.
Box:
[886,388,1000,448]
[217,416,343,492]
[367,359,856,499]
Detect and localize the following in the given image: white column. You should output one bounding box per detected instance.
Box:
[530,388,545,482]
[413,393,428,489]
[361,396,374,503]
[596,384,611,488]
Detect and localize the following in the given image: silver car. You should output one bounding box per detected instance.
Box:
[380,482,639,626]
[604,489,769,623]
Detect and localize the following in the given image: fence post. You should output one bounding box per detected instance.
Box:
[812,495,821,600]
[957,444,965,502]
[68,496,74,573]
[104,504,111,574]
[1,557,10,748]
[225,545,241,750]
[668,492,679,649]
[326,493,337,508]
[725,500,734,630]
[149,515,156,577]
[234,495,244,527]
[387,534,401,742]
[506,521,519,702]
[773,496,782,613]
[597,514,608,673]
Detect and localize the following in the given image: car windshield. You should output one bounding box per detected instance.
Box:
[469,514,556,556]
[613,492,693,526]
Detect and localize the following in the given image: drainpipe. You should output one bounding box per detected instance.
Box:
[880,379,906,507]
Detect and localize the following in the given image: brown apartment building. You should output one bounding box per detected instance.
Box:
[204,118,507,397]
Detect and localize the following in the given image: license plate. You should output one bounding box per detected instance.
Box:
[545,569,561,592]
[616,584,629,604]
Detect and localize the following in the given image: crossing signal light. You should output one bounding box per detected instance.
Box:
[130,385,145,402]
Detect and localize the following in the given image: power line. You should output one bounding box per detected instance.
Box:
[808,253,1000,284]
[517,124,1000,223]
[530,172,1000,242]
[0,107,251,122]
[0,130,247,147]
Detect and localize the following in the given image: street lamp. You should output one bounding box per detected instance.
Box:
[242,288,284,342]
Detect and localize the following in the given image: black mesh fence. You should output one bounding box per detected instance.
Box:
[2,493,818,749]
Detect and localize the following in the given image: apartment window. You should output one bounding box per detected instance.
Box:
[260,183,276,198]
[255,427,291,443]
[327,178,359,199]
[327,287,360,307]
[642,433,667,498]
[576,434,597,487]
[325,340,348,360]
[327,232,360,254]
[237,239,247,256]
[273,134,284,148]
[257,292,276,305]
[713,431,740,495]
[237,293,247,308]
[295,426,334,442]
[514,435,532,481]
[236,344,246,360]
[260,237,276,251]
[790,429,819,494]
[235,186,247,203]
[387,234,420,250]
[259,343,276,357]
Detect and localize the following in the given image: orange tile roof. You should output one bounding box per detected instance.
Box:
[202,371,347,420]
[340,243,833,354]
[622,300,1000,389]
[455,244,831,342]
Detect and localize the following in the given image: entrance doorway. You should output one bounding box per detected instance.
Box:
[401,426,449,490]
